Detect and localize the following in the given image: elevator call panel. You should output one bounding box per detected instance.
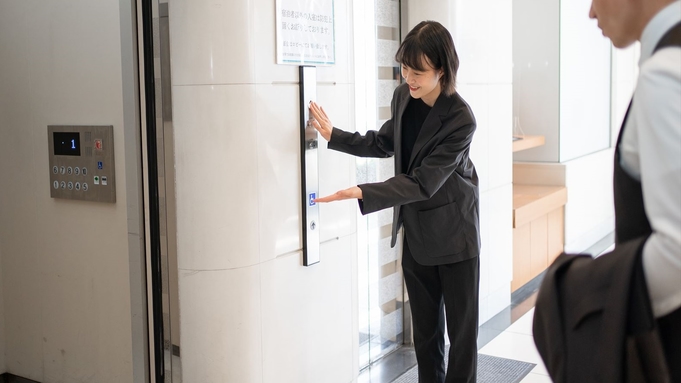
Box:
[48,125,116,203]
[299,66,320,266]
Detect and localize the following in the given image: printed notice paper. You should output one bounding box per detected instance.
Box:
[276,0,335,65]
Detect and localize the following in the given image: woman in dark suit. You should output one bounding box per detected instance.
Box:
[310,20,480,383]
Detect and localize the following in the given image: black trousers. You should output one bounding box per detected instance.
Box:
[659,305,681,382]
[402,238,479,383]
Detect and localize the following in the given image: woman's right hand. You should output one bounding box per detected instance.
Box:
[309,101,333,142]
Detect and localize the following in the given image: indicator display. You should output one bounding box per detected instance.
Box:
[53,132,81,156]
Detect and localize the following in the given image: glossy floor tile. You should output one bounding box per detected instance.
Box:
[479,308,549,380]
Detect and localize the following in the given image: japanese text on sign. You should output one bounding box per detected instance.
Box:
[276,0,335,65]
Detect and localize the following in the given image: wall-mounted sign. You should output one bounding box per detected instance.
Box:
[276,0,335,65]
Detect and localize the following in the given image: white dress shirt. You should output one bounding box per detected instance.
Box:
[620,1,681,318]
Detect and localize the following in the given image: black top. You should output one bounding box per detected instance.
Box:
[401,97,432,173]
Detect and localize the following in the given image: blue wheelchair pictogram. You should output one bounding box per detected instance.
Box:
[309,193,316,206]
[97,161,103,170]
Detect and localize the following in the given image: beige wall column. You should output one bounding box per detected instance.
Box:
[168,0,358,381]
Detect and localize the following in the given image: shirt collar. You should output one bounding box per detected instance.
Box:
[639,1,681,66]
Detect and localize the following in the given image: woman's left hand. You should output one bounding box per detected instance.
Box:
[313,186,363,203]
[309,101,333,142]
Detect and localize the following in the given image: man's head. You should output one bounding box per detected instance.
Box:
[589,0,677,48]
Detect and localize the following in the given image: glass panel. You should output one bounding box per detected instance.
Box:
[358,0,404,369]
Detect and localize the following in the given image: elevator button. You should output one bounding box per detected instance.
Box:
[75,182,81,191]
[310,221,316,230]
[60,166,66,175]
[67,167,73,175]
[82,167,88,176]
[53,180,59,189]
[52,166,58,174]
[101,176,108,186]
[67,182,73,190]
[60,181,66,189]
[82,183,89,191]
[94,176,100,185]
[74,167,80,175]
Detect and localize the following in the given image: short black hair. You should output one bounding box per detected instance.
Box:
[395,21,459,96]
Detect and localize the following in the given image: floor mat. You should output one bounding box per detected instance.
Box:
[392,351,536,383]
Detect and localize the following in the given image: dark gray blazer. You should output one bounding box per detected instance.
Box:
[328,83,480,266]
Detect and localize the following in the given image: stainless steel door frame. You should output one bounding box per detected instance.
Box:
[136,0,179,381]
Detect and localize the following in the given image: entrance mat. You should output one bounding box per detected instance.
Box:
[392,351,536,383]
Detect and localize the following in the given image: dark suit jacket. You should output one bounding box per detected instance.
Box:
[328,83,480,266]
[532,237,669,383]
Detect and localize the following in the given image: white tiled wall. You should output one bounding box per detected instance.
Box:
[179,265,264,383]
[170,0,358,381]
[260,238,355,383]
[172,84,261,270]
[512,0,561,163]
[559,0,611,162]
[170,0,256,85]
[563,149,616,253]
[456,0,514,323]
[255,84,304,261]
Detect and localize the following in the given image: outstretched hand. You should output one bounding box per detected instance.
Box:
[309,101,333,141]
[314,186,363,203]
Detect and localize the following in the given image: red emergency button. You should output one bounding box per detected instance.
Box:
[94,139,103,150]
